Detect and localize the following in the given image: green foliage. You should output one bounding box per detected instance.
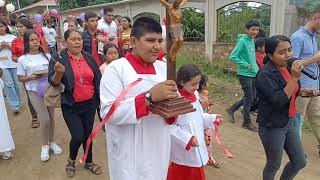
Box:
[290,0,320,13]
[60,0,122,10]
[217,2,271,43]
[12,0,37,9]
[182,8,205,41]
[176,54,238,84]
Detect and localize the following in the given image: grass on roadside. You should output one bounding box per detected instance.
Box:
[176,54,314,134]
[176,54,239,84]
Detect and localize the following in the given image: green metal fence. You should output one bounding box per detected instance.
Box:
[217,2,271,43]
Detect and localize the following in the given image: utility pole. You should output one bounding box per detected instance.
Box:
[17,0,21,9]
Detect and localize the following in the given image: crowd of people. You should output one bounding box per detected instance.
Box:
[226,10,320,180]
[0,4,319,180]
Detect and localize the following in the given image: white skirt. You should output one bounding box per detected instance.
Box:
[0,79,15,152]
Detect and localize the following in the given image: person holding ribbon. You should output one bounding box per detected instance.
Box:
[99,17,178,180]
[17,29,62,162]
[167,64,223,180]
[48,29,102,177]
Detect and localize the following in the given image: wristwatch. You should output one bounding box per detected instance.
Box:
[145,91,153,103]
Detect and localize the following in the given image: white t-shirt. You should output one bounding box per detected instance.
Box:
[17,53,50,92]
[42,27,57,47]
[98,19,118,38]
[0,34,17,69]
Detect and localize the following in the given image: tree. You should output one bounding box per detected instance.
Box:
[217,2,271,43]
[182,8,205,41]
[12,0,37,9]
[60,0,122,10]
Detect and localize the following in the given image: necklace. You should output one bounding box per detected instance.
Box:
[73,56,84,85]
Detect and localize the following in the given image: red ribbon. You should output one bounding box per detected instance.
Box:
[80,78,142,164]
[214,119,233,159]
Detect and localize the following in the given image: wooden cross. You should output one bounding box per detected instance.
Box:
[161,0,188,80]
[150,0,195,119]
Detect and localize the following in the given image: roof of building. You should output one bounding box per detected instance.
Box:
[14,0,59,13]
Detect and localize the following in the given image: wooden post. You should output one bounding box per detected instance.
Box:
[150,0,196,118]
[166,11,176,81]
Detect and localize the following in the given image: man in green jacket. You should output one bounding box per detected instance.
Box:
[226,19,260,132]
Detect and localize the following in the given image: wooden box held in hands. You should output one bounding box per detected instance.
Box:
[150,97,196,118]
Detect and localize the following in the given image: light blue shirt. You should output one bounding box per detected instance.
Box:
[290,26,319,89]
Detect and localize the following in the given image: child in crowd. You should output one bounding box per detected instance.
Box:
[198,75,220,168]
[255,37,266,69]
[167,64,223,180]
[0,68,15,160]
[17,30,62,162]
[99,43,122,74]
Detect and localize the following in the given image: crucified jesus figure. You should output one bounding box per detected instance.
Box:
[160,0,187,62]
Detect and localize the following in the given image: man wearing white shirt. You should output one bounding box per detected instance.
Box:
[42,20,57,56]
[98,7,118,47]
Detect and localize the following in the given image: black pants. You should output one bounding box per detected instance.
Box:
[259,118,307,180]
[229,75,256,124]
[62,102,96,163]
[23,83,37,119]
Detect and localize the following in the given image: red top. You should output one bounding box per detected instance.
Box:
[156,50,165,61]
[68,51,95,103]
[11,36,49,58]
[91,34,103,66]
[34,24,44,39]
[11,37,24,57]
[256,52,265,70]
[125,52,156,74]
[279,68,299,117]
[178,89,196,103]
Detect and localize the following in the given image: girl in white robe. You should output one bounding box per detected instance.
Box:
[167,64,223,180]
[0,74,15,160]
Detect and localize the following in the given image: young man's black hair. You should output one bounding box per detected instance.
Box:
[103,7,114,14]
[245,19,260,29]
[131,17,162,39]
[255,37,267,50]
[84,12,98,22]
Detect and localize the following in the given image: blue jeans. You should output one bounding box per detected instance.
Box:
[2,68,22,111]
[292,113,304,138]
[259,117,307,180]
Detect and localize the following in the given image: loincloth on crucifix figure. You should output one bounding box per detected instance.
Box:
[169,24,183,40]
[161,0,187,61]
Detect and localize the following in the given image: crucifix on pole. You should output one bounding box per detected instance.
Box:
[160,0,187,80]
[149,0,195,118]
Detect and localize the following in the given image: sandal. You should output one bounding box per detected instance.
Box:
[31,118,39,128]
[207,158,220,168]
[66,158,76,177]
[84,162,103,175]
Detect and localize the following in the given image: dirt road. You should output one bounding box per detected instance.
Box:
[1,80,319,180]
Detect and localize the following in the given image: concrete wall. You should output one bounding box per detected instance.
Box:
[60,0,205,21]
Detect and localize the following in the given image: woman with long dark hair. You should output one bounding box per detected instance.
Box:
[0,18,22,113]
[17,29,62,162]
[48,29,102,177]
[11,18,40,127]
[118,16,132,55]
[255,35,310,180]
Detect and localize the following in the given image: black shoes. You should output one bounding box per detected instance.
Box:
[226,108,235,123]
[242,123,258,132]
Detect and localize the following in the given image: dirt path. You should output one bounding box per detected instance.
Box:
[1,79,320,180]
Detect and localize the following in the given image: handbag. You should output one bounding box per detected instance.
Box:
[44,83,65,108]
